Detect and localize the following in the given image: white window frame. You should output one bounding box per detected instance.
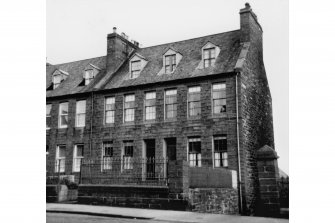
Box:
[58,102,69,128]
[53,74,62,89]
[203,47,216,68]
[72,144,84,172]
[212,82,227,115]
[165,54,176,73]
[188,137,201,167]
[55,145,66,173]
[75,100,86,127]
[84,69,94,85]
[105,97,115,124]
[122,141,134,171]
[144,92,156,121]
[187,86,201,118]
[164,89,177,120]
[46,104,52,130]
[124,94,135,123]
[212,135,228,168]
[130,60,141,79]
[102,141,113,170]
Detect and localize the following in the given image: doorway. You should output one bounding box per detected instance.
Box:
[144,139,155,180]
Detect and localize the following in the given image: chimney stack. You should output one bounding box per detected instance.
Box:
[106,28,140,73]
[239,3,263,43]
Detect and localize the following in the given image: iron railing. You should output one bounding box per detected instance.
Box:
[79,157,168,186]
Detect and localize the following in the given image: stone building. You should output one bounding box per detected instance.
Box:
[46,3,280,216]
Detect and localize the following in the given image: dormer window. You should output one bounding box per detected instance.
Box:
[198,42,220,69]
[53,74,62,89]
[131,60,141,78]
[79,63,101,86]
[129,53,147,79]
[158,48,182,75]
[84,69,94,85]
[204,48,216,68]
[165,54,176,73]
[51,69,69,90]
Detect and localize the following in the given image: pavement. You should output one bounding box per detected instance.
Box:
[46,203,289,223]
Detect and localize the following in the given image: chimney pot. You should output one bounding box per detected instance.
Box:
[245,3,250,8]
[113,27,117,33]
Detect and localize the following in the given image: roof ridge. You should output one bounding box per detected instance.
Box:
[140,29,240,50]
[53,55,106,66]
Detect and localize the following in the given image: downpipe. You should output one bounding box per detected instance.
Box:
[236,72,243,214]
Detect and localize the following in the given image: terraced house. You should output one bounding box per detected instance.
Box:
[46,3,281,217]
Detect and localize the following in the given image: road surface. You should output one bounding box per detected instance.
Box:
[47,212,181,223]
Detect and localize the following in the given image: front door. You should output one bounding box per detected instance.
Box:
[145,139,155,180]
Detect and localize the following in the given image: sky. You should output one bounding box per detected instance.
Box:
[46,0,289,174]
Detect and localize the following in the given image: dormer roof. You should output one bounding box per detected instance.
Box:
[47,30,243,98]
[85,63,101,71]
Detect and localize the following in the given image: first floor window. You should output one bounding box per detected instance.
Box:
[102,141,113,170]
[188,86,201,117]
[55,145,66,172]
[46,104,51,129]
[123,141,134,170]
[124,94,135,122]
[212,82,226,114]
[188,137,201,167]
[145,92,156,120]
[165,89,177,119]
[59,102,69,128]
[214,135,228,167]
[76,100,86,127]
[73,144,84,172]
[105,97,115,124]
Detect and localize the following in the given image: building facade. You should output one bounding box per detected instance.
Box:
[46,4,279,216]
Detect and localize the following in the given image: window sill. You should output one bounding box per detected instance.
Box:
[104,123,115,127]
[164,118,177,123]
[123,122,135,126]
[187,116,201,120]
[143,120,156,125]
[211,113,227,119]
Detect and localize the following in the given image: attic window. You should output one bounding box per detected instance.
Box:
[84,69,94,85]
[199,42,220,69]
[128,53,148,79]
[165,54,176,73]
[53,73,63,89]
[131,60,141,78]
[204,48,216,68]
[158,48,182,75]
[51,70,68,90]
[79,64,101,86]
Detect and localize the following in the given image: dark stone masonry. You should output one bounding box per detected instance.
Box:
[46,3,280,217]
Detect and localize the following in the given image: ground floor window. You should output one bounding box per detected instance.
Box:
[123,141,134,170]
[102,141,113,170]
[213,135,228,167]
[73,144,84,172]
[55,145,66,172]
[188,137,201,167]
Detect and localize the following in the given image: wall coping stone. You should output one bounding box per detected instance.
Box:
[257,145,278,160]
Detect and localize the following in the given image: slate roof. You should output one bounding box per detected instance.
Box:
[46,30,243,98]
[46,56,106,97]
